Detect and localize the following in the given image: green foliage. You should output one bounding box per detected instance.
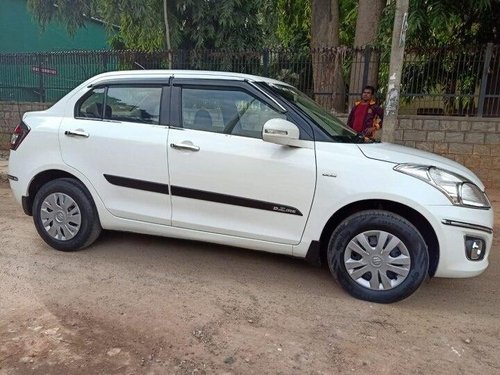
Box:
[176,0,267,50]
[376,0,498,49]
[339,0,357,46]
[373,0,499,114]
[28,0,274,51]
[274,0,311,50]
[27,0,94,36]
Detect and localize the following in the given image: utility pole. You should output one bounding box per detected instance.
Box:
[381,0,409,143]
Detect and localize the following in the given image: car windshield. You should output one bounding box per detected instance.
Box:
[264,82,366,143]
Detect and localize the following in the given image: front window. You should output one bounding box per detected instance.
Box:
[264,83,362,143]
[181,87,286,139]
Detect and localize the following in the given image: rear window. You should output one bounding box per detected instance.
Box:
[75,86,162,125]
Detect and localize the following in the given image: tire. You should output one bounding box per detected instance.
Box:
[327,210,429,303]
[32,178,102,251]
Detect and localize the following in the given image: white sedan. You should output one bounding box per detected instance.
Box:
[8,70,494,303]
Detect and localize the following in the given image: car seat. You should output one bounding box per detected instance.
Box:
[192,109,213,131]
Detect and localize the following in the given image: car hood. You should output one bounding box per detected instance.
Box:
[357,142,484,190]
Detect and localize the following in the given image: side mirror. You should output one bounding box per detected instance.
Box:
[262,118,300,147]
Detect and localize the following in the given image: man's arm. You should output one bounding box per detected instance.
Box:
[375,105,384,128]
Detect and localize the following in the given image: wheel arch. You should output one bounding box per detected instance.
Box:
[24,169,85,216]
[318,199,439,277]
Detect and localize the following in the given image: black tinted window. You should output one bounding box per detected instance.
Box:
[105,86,162,125]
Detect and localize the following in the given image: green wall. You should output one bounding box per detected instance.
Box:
[0,0,110,53]
[0,0,113,102]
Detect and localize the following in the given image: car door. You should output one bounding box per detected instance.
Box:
[60,82,172,225]
[167,80,316,245]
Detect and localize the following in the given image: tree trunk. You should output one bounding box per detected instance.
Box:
[311,0,345,113]
[349,0,386,108]
[163,0,172,69]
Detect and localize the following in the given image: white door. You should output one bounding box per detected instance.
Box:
[167,85,316,245]
[60,85,172,225]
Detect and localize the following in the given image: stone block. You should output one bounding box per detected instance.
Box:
[449,143,473,154]
[492,157,500,169]
[473,144,491,155]
[433,142,449,154]
[427,131,445,142]
[404,130,427,141]
[489,170,500,183]
[464,155,482,169]
[480,157,492,168]
[485,133,500,145]
[0,133,10,149]
[441,120,459,131]
[460,121,472,131]
[404,141,416,148]
[415,142,434,152]
[475,170,490,185]
[464,132,485,144]
[490,144,500,155]
[453,155,466,165]
[413,120,423,130]
[399,119,413,130]
[422,119,440,131]
[471,121,497,133]
[445,132,464,142]
[393,129,403,141]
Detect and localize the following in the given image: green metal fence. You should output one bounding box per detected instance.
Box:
[0,46,499,116]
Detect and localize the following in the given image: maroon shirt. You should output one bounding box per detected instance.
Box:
[352,103,369,133]
[347,100,384,135]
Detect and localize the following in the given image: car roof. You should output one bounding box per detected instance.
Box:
[89,70,291,86]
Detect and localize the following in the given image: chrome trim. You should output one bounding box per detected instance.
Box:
[65,130,90,138]
[441,219,493,234]
[170,143,200,152]
[247,80,287,113]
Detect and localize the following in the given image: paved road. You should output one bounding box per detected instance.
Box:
[1,184,499,374]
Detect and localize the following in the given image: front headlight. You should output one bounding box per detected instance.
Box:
[394,164,490,208]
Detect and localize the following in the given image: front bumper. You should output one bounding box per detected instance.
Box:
[428,205,494,278]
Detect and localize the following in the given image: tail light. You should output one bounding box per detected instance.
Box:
[10,121,30,150]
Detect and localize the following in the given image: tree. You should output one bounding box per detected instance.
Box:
[274,0,311,50]
[349,0,386,105]
[27,0,271,52]
[28,0,169,51]
[311,0,344,112]
[372,0,499,115]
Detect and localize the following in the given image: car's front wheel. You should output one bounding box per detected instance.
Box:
[327,210,429,303]
[33,178,101,251]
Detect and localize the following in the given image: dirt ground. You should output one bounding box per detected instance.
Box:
[1,183,499,375]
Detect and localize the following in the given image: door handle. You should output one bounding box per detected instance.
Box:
[170,143,200,152]
[65,130,90,138]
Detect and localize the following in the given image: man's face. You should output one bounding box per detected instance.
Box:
[362,89,373,102]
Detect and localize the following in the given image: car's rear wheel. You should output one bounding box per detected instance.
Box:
[327,210,429,303]
[33,178,101,251]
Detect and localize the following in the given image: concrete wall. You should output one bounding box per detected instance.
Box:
[393,116,500,188]
[0,102,52,150]
[1,103,499,188]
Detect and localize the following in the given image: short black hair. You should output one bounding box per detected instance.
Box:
[363,85,375,94]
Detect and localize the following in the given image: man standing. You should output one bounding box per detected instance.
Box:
[347,86,383,139]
